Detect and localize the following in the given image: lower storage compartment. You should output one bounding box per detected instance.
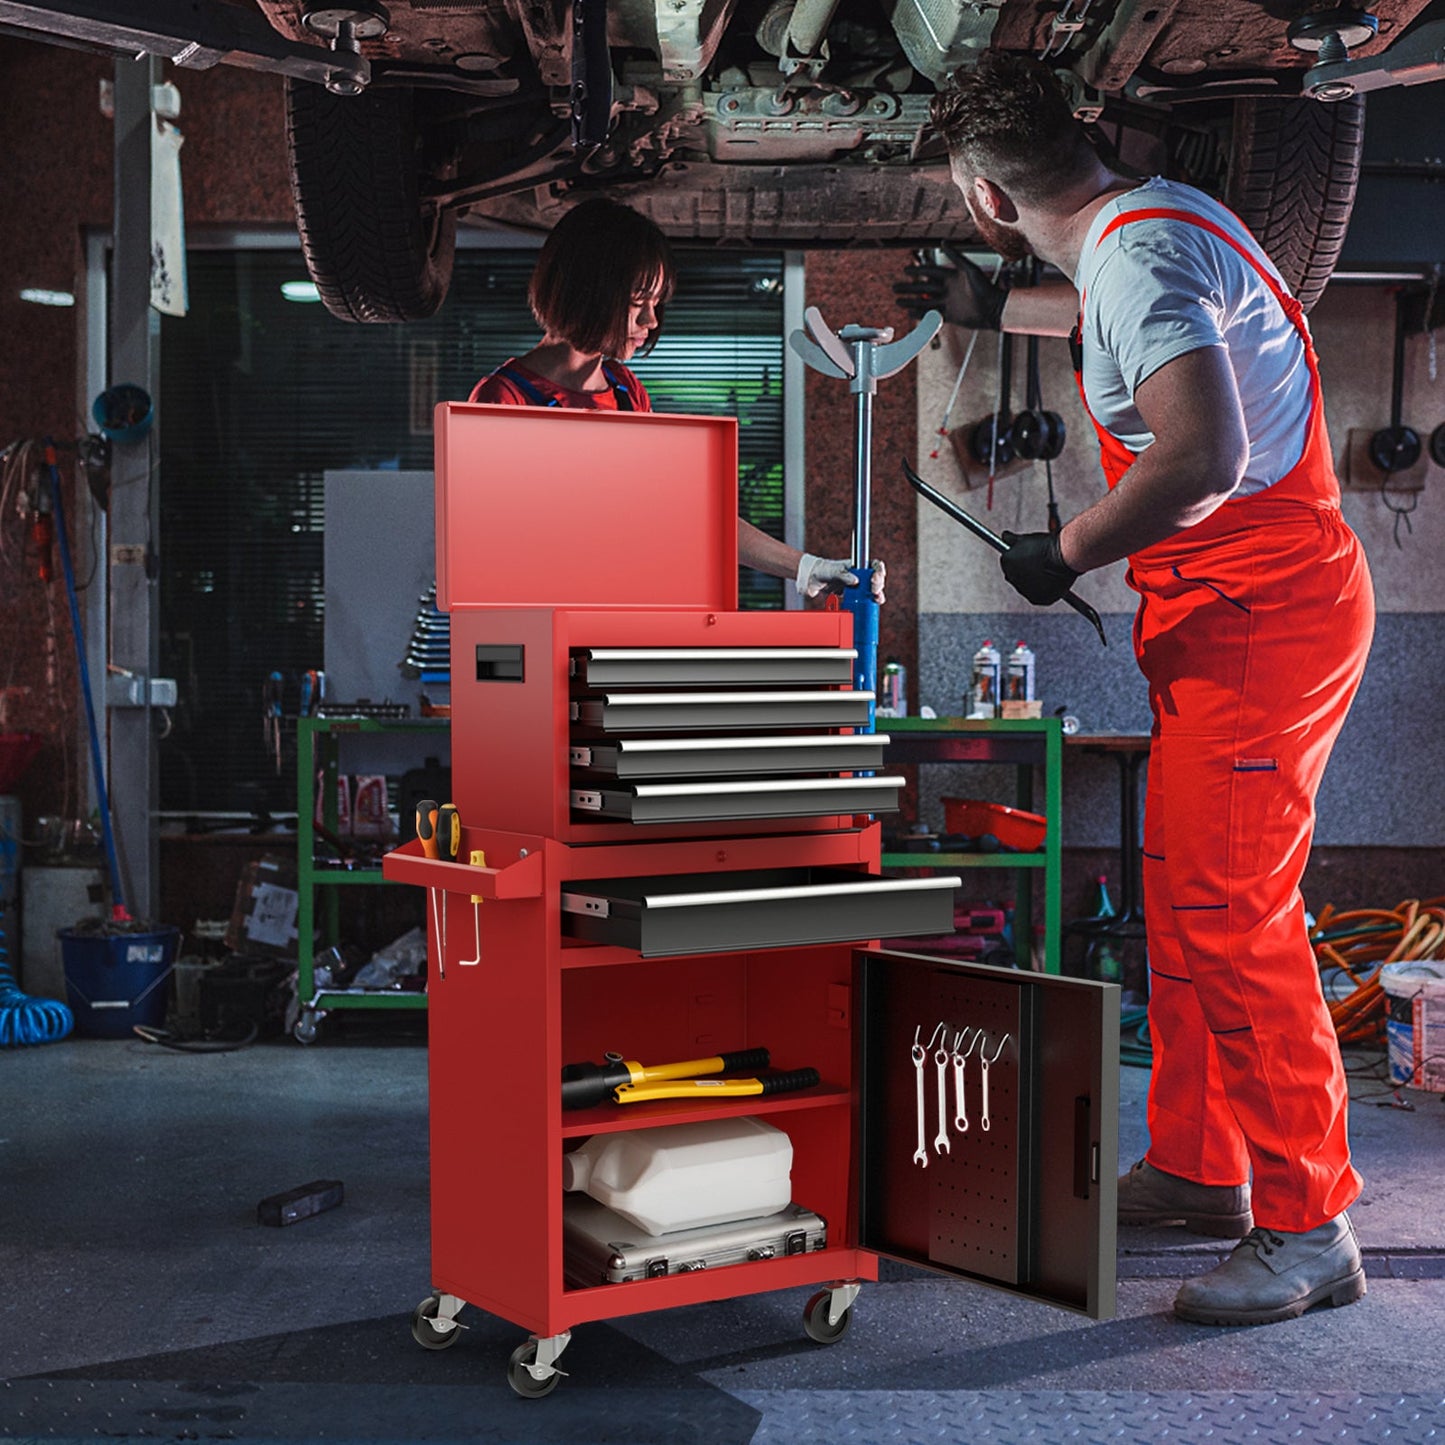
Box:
[561,868,962,957]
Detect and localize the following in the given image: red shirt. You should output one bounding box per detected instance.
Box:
[469,358,651,411]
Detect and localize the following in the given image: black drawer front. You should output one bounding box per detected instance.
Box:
[570,776,903,824]
[572,647,856,688]
[572,692,873,733]
[561,868,961,958]
[570,734,891,780]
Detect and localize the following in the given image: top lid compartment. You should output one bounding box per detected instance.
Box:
[434,403,739,611]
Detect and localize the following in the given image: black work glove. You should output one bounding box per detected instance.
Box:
[999,530,1079,606]
[893,245,1007,331]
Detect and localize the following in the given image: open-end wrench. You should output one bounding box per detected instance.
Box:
[912,1037,929,1168]
[933,1037,951,1155]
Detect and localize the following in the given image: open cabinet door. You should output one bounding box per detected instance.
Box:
[856,948,1119,1319]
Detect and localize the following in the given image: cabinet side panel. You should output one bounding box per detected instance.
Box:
[450,609,558,836]
[428,886,558,1333]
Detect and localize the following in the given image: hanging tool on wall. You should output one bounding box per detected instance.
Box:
[903,459,1107,646]
[561,1047,819,1108]
[1013,304,1067,536]
[788,305,942,725]
[43,439,130,921]
[263,671,283,774]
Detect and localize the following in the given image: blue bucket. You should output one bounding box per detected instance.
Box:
[59,927,179,1038]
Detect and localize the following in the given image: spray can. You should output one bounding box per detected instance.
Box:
[1005,640,1036,703]
[879,658,908,717]
[968,640,1001,719]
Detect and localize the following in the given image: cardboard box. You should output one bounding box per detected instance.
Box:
[225,856,299,959]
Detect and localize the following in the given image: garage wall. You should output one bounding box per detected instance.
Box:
[0,38,292,828]
[911,283,1445,850]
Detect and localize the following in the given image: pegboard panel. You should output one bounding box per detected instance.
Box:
[925,970,1029,1282]
[856,950,1038,1288]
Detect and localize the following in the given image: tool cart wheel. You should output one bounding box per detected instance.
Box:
[802,1290,853,1344]
[507,1341,561,1398]
[293,1010,320,1045]
[411,1297,462,1351]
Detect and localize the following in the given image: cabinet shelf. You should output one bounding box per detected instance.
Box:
[309,869,390,885]
[560,1083,850,1137]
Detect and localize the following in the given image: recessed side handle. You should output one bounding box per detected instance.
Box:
[1073,1095,1096,1200]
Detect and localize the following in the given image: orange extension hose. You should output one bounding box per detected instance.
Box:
[1310,898,1445,1045]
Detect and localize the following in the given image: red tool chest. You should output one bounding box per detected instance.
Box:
[384,403,1118,1396]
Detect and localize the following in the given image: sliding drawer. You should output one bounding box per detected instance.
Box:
[570,733,891,780]
[570,774,904,824]
[561,868,961,958]
[571,690,873,733]
[571,647,856,687]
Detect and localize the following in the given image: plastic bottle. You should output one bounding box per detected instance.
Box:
[561,1116,793,1235]
[1087,874,1122,983]
[1005,641,1036,703]
[879,658,908,718]
[968,640,1001,719]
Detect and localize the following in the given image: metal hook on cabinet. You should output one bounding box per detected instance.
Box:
[983,1032,1011,1066]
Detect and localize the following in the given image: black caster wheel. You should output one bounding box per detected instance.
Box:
[507,1341,560,1398]
[411,1296,461,1350]
[293,1011,319,1045]
[802,1290,853,1344]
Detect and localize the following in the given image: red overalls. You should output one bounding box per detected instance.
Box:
[1076,208,1375,1232]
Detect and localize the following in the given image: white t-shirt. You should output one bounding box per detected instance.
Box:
[1073,177,1314,496]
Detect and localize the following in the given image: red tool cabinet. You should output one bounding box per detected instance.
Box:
[384,403,1119,1396]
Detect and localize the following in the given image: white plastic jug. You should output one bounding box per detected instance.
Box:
[561,1116,792,1235]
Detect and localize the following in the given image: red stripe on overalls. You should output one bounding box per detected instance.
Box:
[1076,204,1375,1230]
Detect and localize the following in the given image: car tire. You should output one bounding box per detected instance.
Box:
[1225,94,1365,314]
[285,79,456,323]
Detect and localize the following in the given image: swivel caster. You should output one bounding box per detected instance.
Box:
[411,1294,463,1350]
[803,1282,860,1344]
[506,1330,571,1398]
[293,1008,322,1045]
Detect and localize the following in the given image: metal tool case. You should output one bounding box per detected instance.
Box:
[384,403,1119,1398]
[563,1198,829,1286]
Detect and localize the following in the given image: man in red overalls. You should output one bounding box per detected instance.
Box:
[910,53,1375,1326]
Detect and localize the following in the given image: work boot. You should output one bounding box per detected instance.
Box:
[1117,1158,1253,1237]
[1174,1214,1366,1326]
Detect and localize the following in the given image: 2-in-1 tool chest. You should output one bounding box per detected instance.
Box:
[383,402,1119,1397]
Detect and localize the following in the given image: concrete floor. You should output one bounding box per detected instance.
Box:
[3,1023,1444,1444]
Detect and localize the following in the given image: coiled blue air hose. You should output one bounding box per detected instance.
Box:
[0,915,73,1046]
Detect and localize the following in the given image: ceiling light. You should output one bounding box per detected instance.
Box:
[281,280,322,303]
[20,288,75,307]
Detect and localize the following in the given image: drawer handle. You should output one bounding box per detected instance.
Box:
[642,875,962,909]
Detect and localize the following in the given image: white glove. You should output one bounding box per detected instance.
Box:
[796,555,886,604]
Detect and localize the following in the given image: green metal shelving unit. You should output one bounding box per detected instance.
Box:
[878,715,1063,973]
[294,715,449,1042]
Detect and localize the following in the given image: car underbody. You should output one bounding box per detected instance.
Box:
[3,0,1443,316]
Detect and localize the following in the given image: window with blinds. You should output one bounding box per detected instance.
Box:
[157,247,787,814]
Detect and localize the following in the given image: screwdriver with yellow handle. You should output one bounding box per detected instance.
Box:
[415,799,440,858]
[415,800,464,972]
[560,1048,819,1108]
